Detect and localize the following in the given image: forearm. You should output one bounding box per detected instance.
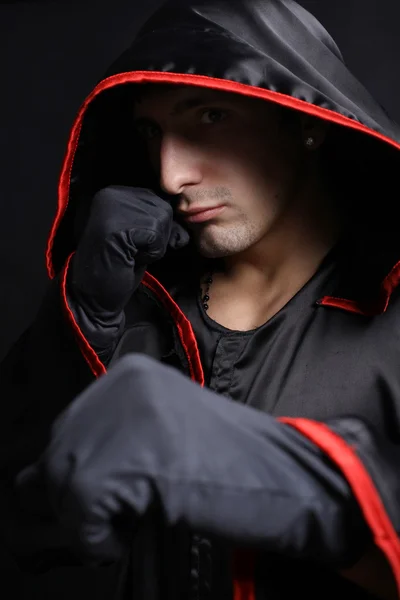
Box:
[171,415,371,567]
[14,355,400,592]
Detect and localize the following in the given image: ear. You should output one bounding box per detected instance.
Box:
[299,114,330,150]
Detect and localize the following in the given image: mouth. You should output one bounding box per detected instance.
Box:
[180,205,226,224]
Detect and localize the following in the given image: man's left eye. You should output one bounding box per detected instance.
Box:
[200,109,228,124]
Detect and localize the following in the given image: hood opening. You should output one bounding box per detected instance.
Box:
[48,75,400,279]
[46,0,400,288]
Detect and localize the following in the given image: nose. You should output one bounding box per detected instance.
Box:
[158,132,203,195]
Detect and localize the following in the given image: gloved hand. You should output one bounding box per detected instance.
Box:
[67,186,189,354]
[16,354,367,566]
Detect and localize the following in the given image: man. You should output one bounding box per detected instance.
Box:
[1,0,400,599]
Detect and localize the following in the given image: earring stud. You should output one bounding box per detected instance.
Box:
[305,136,315,147]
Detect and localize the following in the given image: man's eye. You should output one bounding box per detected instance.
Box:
[135,122,161,140]
[200,109,228,124]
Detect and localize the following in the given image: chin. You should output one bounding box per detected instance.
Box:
[195,236,246,259]
[193,222,259,258]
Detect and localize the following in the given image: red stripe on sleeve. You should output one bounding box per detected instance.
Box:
[280,417,400,596]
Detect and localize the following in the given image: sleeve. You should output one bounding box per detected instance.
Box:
[19,354,400,588]
[278,415,400,595]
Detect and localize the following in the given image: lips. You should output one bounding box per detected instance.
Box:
[180,205,226,223]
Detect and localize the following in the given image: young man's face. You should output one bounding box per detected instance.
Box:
[133,85,311,258]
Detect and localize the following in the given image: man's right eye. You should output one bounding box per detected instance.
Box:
[135,121,161,140]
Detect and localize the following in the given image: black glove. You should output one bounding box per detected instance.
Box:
[67,186,189,354]
[16,354,368,566]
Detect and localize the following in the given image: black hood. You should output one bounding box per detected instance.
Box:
[47,0,400,279]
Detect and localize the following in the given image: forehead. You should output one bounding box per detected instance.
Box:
[134,83,236,102]
[132,84,254,116]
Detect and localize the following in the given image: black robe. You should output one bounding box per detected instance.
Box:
[2,0,400,598]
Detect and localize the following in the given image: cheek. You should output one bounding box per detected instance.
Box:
[210,133,295,219]
[218,141,286,199]
[212,126,287,178]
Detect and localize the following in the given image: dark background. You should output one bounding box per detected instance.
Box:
[1,0,400,362]
[0,0,399,597]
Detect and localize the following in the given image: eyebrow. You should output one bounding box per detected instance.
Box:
[168,95,214,116]
[133,92,226,124]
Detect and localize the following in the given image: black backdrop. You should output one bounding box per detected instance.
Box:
[0,0,400,596]
[1,0,400,361]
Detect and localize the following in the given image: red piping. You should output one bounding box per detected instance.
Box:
[233,549,256,600]
[318,296,371,315]
[142,271,204,386]
[319,258,400,316]
[59,257,205,385]
[281,417,400,596]
[46,70,400,280]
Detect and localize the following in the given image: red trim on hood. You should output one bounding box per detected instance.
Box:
[319,258,400,316]
[60,253,107,378]
[46,70,400,279]
[280,417,400,596]
[142,272,204,386]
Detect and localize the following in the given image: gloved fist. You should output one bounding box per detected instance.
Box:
[67,186,189,352]
[16,355,363,566]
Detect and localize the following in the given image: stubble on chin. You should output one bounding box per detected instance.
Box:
[193,219,260,258]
